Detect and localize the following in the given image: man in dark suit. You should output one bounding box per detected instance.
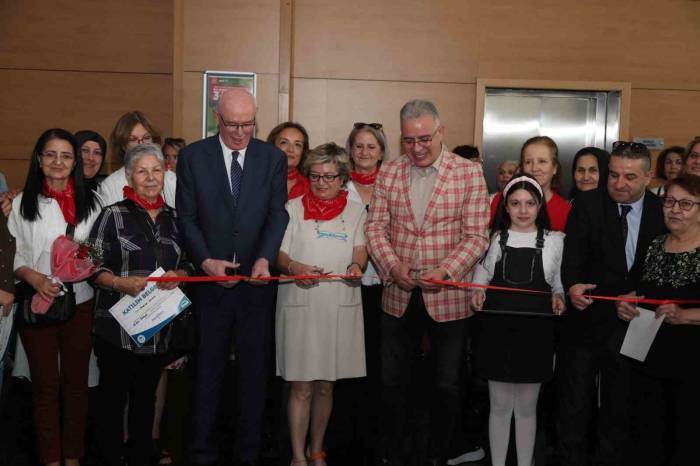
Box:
[176,88,288,466]
[556,142,666,466]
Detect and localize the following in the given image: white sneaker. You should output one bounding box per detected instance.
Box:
[446,447,486,465]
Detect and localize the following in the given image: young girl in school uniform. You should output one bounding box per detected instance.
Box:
[471,174,566,466]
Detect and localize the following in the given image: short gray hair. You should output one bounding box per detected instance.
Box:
[124,143,165,180]
[301,142,352,186]
[400,99,440,124]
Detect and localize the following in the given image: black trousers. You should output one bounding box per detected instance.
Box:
[94,338,166,466]
[191,283,272,463]
[627,369,700,466]
[381,289,467,460]
[555,333,632,466]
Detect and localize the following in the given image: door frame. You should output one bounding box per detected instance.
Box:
[473,78,632,152]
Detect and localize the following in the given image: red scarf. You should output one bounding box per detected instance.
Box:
[302,190,348,221]
[123,186,164,210]
[287,168,310,200]
[351,167,379,185]
[42,178,76,225]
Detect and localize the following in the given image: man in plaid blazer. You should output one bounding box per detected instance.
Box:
[366,99,490,465]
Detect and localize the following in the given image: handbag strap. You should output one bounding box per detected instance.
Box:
[124,200,163,266]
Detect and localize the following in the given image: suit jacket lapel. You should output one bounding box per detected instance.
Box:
[399,158,419,232]
[422,151,453,228]
[208,135,238,219]
[604,195,628,270]
[235,141,258,217]
[632,193,659,270]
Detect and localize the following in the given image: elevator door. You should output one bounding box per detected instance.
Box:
[482,88,620,195]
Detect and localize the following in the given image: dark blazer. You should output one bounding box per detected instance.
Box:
[0,214,15,294]
[176,135,289,281]
[561,188,666,345]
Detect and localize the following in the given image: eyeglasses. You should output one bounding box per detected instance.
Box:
[41,151,75,163]
[128,135,153,144]
[354,122,383,131]
[688,151,700,160]
[218,115,256,132]
[612,141,648,154]
[308,173,341,183]
[662,196,700,211]
[400,126,440,146]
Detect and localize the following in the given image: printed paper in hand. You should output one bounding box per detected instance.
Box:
[108,268,191,346]
[620,306,665,361]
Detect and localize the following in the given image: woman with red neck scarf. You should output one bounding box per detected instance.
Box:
[86,143,192,466]
[340,122,387,461]
[8,128,102,466]
[276,143,368,466]
[268,122,311,200]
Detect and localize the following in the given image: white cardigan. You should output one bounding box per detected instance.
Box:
[8,192,103,305]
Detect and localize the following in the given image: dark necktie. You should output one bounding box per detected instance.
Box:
[620,204,632,240]
[230,150,242,205]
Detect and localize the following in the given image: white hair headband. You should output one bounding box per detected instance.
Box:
[503,175,543,198]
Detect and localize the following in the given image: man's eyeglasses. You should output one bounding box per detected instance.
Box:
[687,151,700,160]
[218,115,256,132]
[662,196,700,211]
[128,135,153,144]
[612,141,648,154]
[401,126,439,146]
[354,122,383,131]
[308,173,341,183]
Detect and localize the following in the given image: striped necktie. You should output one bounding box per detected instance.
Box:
[230,150,242,205]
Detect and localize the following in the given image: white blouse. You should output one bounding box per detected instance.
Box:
[8,192,103,304]
[99,166,177,207]
[346,181,381,286]
[473,229,565,296]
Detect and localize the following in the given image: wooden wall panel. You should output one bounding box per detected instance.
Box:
[180,72,280,145]
[294,0,700,89]
[630,89,700,148]
[0,69,172,177]
[293,78,475,159]
[293,0,480,82]
[0,0,173,73]
[183,0,280,73]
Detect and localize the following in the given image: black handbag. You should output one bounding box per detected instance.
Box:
[16,224,77,327]
[124,202,196,355]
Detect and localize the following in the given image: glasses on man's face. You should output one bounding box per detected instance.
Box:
[308,173,341,183]
[400,126,439,146]
[218,115,256,132]
[688,151,700,160]
[354,122,383,131]
[128,135,153,145]
[662,196,700,211]
[41,151,75,163]
[612,140,648,154]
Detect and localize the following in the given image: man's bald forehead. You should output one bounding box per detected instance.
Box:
[219,87,256,110]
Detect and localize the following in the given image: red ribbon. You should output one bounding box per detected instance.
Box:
[144,274,700,306]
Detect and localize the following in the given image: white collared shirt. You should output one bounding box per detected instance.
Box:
[219,136,247,192]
